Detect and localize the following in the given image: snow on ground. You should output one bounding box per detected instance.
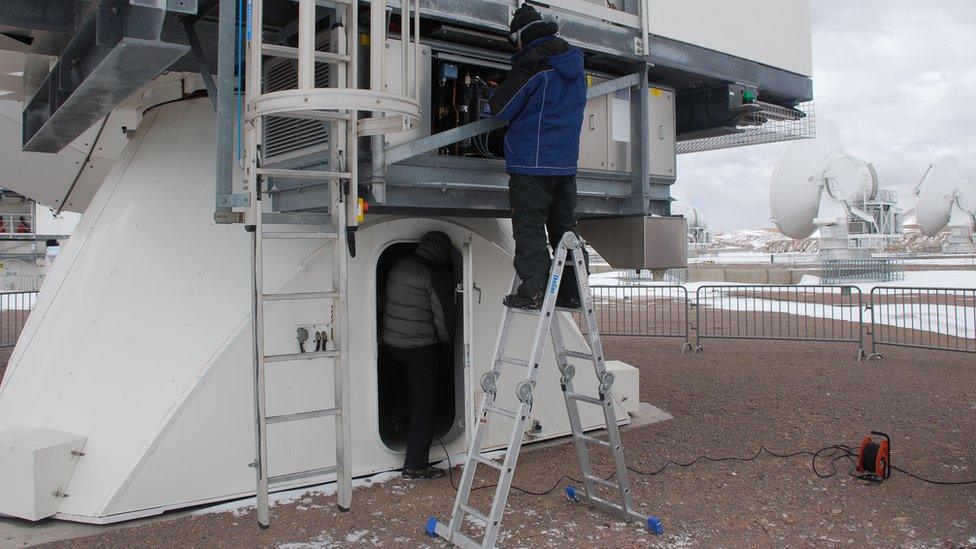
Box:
[191,448,502,518]
[0,292,36,310]
[192,471,403,518]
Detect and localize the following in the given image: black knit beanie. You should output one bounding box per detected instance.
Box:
[509,4,557,46]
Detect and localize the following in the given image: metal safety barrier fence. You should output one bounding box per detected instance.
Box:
[576,285,691,351]
[0,291,37,348]
[868,287,976,358]
[693,285,866,360]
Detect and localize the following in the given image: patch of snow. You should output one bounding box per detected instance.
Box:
[345,530,368,543]
[278,533,336,549]
[193,471,402,517]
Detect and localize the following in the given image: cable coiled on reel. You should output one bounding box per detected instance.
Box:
[856,431,891,482]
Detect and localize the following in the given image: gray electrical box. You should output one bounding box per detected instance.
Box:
[647,86,676,181]
[578,216,688,270]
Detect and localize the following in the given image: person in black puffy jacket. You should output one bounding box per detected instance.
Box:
[380,231,455,479]
[485,3,588,310]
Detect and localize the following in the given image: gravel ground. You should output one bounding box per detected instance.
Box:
[24,331,975,548]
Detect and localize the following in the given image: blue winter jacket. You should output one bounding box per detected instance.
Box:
[486,36,587,176]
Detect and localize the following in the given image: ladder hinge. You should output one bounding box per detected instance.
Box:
[480,372,499,395]
[516,381,534,407]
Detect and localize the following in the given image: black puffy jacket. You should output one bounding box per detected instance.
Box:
[380,247,456,349]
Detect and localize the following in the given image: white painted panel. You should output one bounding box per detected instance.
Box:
[649,0,813,76]
[0,427,86,520]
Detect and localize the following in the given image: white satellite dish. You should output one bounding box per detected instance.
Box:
[915,156,976,237]
[769,119,900,259]
[770,120,878,239]
[670,186,710,247]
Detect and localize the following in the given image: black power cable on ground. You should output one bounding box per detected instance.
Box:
[436,439,976,496]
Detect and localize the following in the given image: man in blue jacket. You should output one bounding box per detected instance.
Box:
[486,4,588,310]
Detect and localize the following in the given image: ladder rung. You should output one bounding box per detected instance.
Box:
[576,433,610,448]
[499,357,528,368]
[561,350,594,361]
[261,43,351,64]
[509,307,541,316]
[566,393,606,407]
[485,404,518,420]
[264,350,339,363]
[257,168,352,181]
[262,110,353,123]
[262,231,338,240]
[267,407,339,424]
[269,465,338,485]
[586,474,619,489]
[263,291,338,302]
[459,504,490,526]
[471,454,504,471]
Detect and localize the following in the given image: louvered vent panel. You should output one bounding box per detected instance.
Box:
[263,33,332,162]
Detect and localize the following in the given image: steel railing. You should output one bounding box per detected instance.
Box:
[693,284,866,359]
[820,259,904,284]
[0,290,37,348]
[868,287,976,358]
[576,285,691,351]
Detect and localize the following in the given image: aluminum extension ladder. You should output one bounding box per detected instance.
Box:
[244,0,359,529]
[426,232,663,548]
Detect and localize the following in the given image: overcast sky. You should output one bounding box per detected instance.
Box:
[675,0,976,232]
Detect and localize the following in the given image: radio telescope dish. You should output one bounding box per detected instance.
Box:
[770,119,861,239]
[915,156,972,237]
[769,119,899,260]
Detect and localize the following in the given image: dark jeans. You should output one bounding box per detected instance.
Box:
[387,345,439,470]
[508,173,589,298]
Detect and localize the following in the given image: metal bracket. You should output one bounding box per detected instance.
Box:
[232,193,251,207]
[214,211,245,224]
[358,114,414,136]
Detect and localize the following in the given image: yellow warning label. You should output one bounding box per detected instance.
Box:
[650,88,663,97]
[586,75,594,87]
[360,34,370,46]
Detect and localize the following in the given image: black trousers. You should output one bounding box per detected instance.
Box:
[387,345,439,470]
[508,173,589,298]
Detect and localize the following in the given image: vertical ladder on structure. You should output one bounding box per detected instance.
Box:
[425,232,663,548]
[244,0,358,528]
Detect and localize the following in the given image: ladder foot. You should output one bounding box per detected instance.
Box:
[646,516,664,535]
[565,485,579,502]
[338,505,350,513]
[259,523,270,530]
[424,517,439,538]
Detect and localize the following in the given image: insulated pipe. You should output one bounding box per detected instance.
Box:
[370,0,386,188]
[414,0,420,101]
[401,0,409,97]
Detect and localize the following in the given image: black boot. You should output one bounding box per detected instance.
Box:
[503,292,543,310]
[403,466,446,480]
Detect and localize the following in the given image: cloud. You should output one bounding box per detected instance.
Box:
[676,0,976,231]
